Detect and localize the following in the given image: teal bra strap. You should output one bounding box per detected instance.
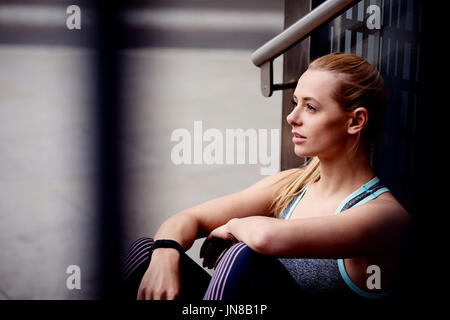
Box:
[335,176,380,213]
[354,186,390,206]
[284,186,308,220]
[335,176,391,299]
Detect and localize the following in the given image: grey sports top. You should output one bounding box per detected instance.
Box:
[277,176,391,298]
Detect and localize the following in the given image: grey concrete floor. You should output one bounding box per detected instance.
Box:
[0,45,283,299]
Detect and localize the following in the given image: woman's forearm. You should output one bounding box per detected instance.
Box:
[154,212,200,251]
[227,216,275,254]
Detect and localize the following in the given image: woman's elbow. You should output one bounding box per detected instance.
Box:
[246,226,272,254]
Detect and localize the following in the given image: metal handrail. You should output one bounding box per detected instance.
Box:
[251,0,359,97]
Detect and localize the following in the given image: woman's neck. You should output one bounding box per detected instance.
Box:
[315,149,375,197]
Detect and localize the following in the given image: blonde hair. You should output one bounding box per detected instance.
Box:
[270,53,387,218]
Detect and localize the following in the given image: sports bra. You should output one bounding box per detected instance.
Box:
[278,176,392,298]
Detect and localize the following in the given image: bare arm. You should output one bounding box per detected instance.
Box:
[153,167,300,250]
[137,168,300,299]
[224,196,411,258]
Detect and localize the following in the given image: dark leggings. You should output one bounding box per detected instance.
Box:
[120,237,302,300]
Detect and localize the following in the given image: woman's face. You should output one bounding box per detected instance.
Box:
[287,69,352,159]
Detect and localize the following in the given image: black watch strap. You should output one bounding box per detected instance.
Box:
[150,239,184,255]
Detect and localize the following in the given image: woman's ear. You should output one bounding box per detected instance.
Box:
[347,107,369,135]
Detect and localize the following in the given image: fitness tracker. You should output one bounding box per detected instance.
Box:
[149,239,184,256]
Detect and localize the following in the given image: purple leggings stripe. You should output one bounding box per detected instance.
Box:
[203,244,238,299]
[203,245,232,299]
[217,244,248,300]
[121,238,153,274]
[121,244,152,281]
[121,238,153,280]
[122,252,150,281]
[207,243,240,299]
[203,247,231,299]
[122,237,153,268]
[203,242,247,300]
[205,242,246,300]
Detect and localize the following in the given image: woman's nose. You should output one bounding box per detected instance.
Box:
[286,105,302,127]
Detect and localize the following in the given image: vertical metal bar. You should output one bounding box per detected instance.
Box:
[346,7,353,19]
[93,0,124,299]
[345,29,352,53]
[386,37,391,75]
[369,0,382,66]
[394,39,399,78]
[333,16,343,51]
[330,25,334,51]
[356,31,363,56]
[357,0,365,21]
[261,61,274,97]
[280,0,312,170]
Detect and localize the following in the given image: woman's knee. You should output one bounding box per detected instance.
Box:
[203,242,258,300]
[204,242,298,300]
[215,242,255,272]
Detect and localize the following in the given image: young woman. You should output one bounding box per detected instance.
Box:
[120,52,411,300]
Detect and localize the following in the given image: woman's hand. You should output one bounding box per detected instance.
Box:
[200,221,238,269]
[208,221,239,243]
[137,248,181,300]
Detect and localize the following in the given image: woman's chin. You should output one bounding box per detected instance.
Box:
[293,146,316,158]
[294,150,313,158]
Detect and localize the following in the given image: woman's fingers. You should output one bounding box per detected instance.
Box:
[202,238,217,268]
[201,240,212,267]
[201,237,232,269]
[136,288,143,300]
[200,236,212,259]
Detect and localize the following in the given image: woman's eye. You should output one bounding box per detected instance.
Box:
[291,99,316,112]
[305,103,317,112]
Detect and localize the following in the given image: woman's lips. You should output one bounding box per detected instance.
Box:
[292,136,306,144]
[292,132,306,144]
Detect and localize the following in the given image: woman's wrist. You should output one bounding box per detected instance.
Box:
[226,218,236,232]
[226,218,240,242]
[151,247,181,262]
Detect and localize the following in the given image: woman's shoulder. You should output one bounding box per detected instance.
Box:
[374,191,409,214]
[364,191,412,232]
[339,191,412,254]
